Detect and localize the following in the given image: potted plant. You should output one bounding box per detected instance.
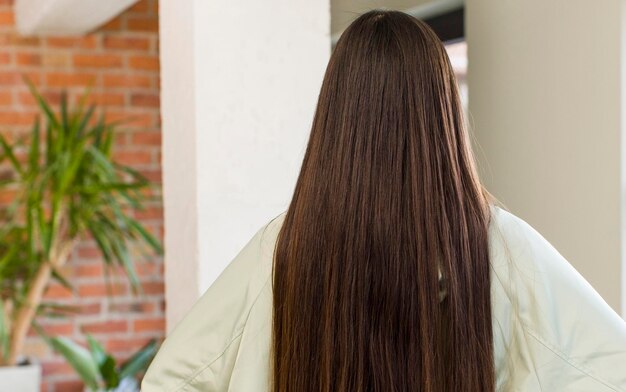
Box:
[0,79,163,391]
[46,333,158,392]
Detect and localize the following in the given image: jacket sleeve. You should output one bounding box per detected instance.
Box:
[140,215,281,392]
[494,207,626,391]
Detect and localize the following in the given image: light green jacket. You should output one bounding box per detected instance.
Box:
[141,204,626,391]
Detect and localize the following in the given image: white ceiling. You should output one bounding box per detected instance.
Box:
[15,0,138,35]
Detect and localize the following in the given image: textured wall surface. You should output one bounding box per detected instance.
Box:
[0,0,164,390]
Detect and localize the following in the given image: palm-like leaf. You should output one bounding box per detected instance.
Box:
[46,336,100,391]
[0,78,163,365]
[118,338,158,380]
[48,334,157,391]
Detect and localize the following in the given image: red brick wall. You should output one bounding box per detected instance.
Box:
[0,1,164,391]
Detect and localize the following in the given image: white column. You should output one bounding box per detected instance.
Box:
[160,0,330,330]
[466,0,625,314]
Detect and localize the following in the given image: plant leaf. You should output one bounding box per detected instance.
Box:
[77,104,95,139]
[51,266,74,293]
[0,300,10,362]
[110,238,141,294]
[86,334,107,367]
[119,338,158,380]
[0,133,23,175]
[99,355,120,388]
[60,90,69,135]
[87,221,114,264]
[24,75,60,129]
[27,116,41,174]
[127,217,163,255]
[47,336,100,391]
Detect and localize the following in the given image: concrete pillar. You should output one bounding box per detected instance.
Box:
[159,0,330,330]
[466,0,625,315]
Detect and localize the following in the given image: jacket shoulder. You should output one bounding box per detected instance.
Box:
[488,204,626,391]
[141,211,287,392]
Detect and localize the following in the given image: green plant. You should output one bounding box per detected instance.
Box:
[0,78,163,366]
[47,333,158,391]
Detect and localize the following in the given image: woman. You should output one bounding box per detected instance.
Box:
[142,9,626,392]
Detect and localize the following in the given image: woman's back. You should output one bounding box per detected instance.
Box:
[142,9,626,391]
[141,203,626,391]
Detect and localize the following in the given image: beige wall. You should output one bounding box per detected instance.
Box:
[466,0,625,314]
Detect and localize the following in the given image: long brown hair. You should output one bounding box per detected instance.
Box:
[271,9,495,392]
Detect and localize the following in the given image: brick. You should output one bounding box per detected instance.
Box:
[45,72,97,87]
[100,17,122,32]
[22,339,49,358]
[134,262,159,276]
[0,52,9,64]
[46,36,97,49]
[0,111,36,125]
[127,16,158,32]
[52,380,83,392]
[81,320,128,334]
[17,90,62,106]
[44,283,73,299]
[140,281,164,294]
[77,245,100,259]
[0,11,14,26]
[103,74,152,88]
[16,91,35,105]
[114,132,128,145]
[135,206,162,220]
[109,301,156,314]
[74,54,123,68]
[75,263,104,277]
[131,92,159,108]
[0,91,12,105]
[103,36,150,50]
[41,53,69,67]
[17,91,35,105]
[129,55,159,71]
[78,302,102,315]
[16,52,40,66]
[131,131,160,145]
[5,72,41,88]
[78,282,127,297]
[30,322,74,336]
[105,337,155,354]
[113,150,152,165]
[138,168,162,183]
[8,33,40,46]
[41,360,76,376]
[0,71,18,84]
[20,71,43,85]
[133,317,164,333]
[82,92,126,106]
[104,111,154,128]
[0,189,18,205]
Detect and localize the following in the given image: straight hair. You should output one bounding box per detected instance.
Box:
[271,9,496,392]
